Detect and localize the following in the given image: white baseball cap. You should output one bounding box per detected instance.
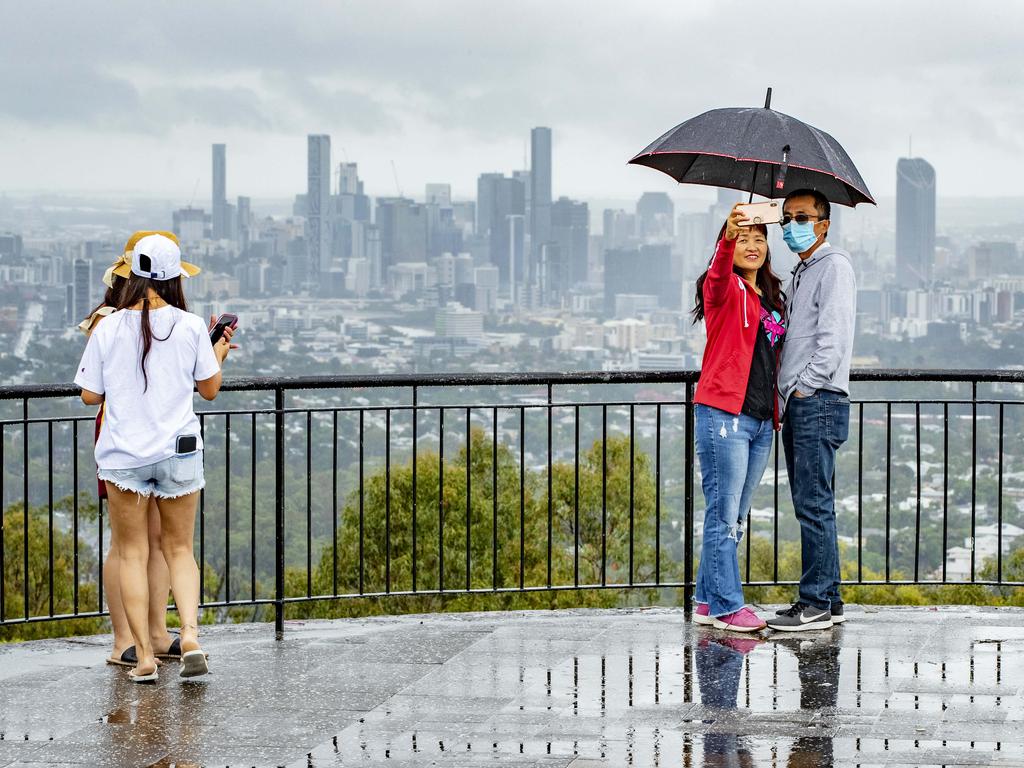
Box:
[126,233,199,281]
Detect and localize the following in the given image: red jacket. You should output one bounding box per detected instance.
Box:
[694,237,780,427]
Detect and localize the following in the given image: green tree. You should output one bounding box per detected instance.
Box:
[1,499,105,642]
[286,431,659,619]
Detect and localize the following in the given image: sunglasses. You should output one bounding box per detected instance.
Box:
[781,214,826,226]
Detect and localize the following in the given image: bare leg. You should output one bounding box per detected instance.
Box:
[105,482,158,676]
[103,535,134,658]
[156,491,204,654]
[145,497,174,652]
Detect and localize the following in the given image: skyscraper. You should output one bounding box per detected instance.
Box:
[337,163,370,222]
[376,197,428,268]
[236,196,251,251]
[307,135,332,284]
[550,197,589,290]
[211,144,227,240]
[73,258,92,323]
[896,157,936,288]
[476,172,504,236]
[507,214,526,305]
[530,127,552,259]
[604,244,674,316]
[636,192,674,241]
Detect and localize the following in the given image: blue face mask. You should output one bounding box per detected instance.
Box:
[782,221,819,253]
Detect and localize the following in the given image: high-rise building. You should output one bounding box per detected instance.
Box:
[476,173,504,236]
[603,209,636,251]
[896,157,936,288]
[338,163,359,194]
[307,134,332,283]
[211,144,228,240]
[604,245,674,316]
[337,163,370,221]
[436,302,483,339]
[376,197,428,267]
[474,265,499,314]
[0,233,23,259]
[550,197,589,291]
[72,258,92,323]
[530,127,552,259]
[636,192,674,241]
[425,183,452,207]
[676,211,712,280]
[172,207,207,243]
[366,226,383,289]
[477,174,526,286]
[507,214,526,304]
[236,196,251,251]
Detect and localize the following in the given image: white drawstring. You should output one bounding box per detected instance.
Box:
[736,276,749,328]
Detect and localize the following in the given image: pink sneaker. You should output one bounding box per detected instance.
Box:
[712,606,767,633]
[693,602,714,626]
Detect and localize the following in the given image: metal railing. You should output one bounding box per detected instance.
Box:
[2,369,1023,636]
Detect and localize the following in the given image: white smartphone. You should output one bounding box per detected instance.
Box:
[736,201,782,226]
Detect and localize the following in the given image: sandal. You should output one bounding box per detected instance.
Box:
[180,649,209,678]
[105,646,138,668]
[155,637,182,661]
[156,637,210,662]
[127,665,159,683]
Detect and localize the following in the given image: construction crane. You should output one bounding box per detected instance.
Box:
[390,160,403,198]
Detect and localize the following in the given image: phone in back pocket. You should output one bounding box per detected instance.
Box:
[175,434,198,454]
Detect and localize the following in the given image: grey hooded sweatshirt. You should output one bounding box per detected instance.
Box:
[777,243,857,410]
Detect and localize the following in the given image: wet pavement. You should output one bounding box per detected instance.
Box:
[2,606,1024,767]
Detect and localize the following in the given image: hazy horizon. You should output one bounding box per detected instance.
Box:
[1,1,1021,202]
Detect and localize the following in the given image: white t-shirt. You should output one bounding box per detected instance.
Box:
[74,306,221,469]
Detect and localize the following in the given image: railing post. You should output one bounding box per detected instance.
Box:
[274,386,285,640]
[684,380,695,614]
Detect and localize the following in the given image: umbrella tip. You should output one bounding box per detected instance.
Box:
[764,87,773,109]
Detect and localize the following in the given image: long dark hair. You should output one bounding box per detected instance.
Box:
[116,275,189,391]
[84,276,126,324]
[691,222,785,323]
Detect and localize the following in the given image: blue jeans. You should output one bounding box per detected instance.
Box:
[782,390,850,611]
[694,405,774,617]
[695,637,751,759]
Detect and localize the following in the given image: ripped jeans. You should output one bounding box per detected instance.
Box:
[694,405,774,617]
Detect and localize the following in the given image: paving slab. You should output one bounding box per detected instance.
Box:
[3,606,1024,766]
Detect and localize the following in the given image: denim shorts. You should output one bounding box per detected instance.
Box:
[98,451,205,499]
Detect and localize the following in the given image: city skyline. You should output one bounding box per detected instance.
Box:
[0,2,1022,201]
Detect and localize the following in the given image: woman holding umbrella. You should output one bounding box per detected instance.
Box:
[690,204,786,632]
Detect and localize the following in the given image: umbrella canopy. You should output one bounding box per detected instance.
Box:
[629,101,875,207]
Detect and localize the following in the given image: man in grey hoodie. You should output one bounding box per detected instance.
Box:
[766,189,856,632]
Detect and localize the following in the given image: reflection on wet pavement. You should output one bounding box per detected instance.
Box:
[1,606,1023,767]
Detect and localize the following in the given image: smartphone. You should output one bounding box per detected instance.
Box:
[736,201,782,226]
[175,434,198,454]
[210,313,238,345]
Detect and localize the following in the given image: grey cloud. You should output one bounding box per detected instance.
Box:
[144,85,278,132]
[0,0,1022,196]
[0,64,140,127]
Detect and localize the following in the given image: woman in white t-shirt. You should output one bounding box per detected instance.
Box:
[75,233,232,682]
[82,231,184,670]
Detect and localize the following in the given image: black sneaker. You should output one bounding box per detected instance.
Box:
[776,601,805,616]
[831,602,846,624]
[766,602,833,632]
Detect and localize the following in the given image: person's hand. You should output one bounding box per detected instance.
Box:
[209,314,238,365]
[217,325,238,363]
[725,203,747,241]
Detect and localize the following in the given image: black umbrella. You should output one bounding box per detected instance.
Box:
[629,89,875,207]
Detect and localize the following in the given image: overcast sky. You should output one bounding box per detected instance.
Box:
[1,1,1022,205]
